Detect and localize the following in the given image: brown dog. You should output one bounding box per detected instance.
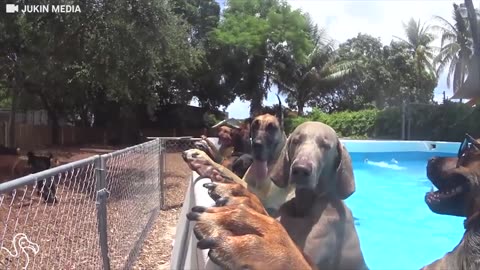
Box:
[184,121,368,270]
[187,204,318,270]
[421,134,480,270]
[183,112,291,213]
[198,126,235,163]
[187,171,317,269]
[195,121,253,178]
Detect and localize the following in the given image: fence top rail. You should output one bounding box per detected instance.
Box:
[101,138,159,159]
[0,155,99,194]
[147,136,201,141]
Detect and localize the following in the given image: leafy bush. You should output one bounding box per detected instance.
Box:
[285,108,378,137]
[285,102,480,141]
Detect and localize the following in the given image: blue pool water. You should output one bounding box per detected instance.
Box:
[345,151,465,270]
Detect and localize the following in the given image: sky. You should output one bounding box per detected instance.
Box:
[192,0,462,118]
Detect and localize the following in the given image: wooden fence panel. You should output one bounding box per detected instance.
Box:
[7,125,209,149]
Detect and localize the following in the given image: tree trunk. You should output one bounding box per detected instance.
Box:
[250,89,264,116]
[48,111,60,145]
[8,89,19,147]
[248,54,267,117]
[297,102,304,116]
[37,92,60,145]
[465,0,480,55]
[465,0,480,85]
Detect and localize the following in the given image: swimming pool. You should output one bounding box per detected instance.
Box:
[345,143,464,269]
[171,140,466,270]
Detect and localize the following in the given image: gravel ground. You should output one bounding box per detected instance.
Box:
[0,146,192,270]
[132,152,191,270]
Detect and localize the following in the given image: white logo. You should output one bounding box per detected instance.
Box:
[1,233,40,269]
[4,4,81,13]
[5,4,19,13]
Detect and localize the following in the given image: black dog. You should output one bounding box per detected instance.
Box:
[0,145,20,155]
[231,153,253,178]
[27,152,58,204]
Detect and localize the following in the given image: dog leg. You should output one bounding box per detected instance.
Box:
[187,204,316,270]
[182,149,247,188]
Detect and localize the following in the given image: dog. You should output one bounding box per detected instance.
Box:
[196,126,235,163]
[421,134,480,270]
[184,121,368,270]
[0,145,20,155]
[195,120,253,178]
[187,199,318,269]
[11,151,59,204]
[183,111,291,214]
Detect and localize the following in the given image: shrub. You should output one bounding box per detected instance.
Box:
[284,102,480,141]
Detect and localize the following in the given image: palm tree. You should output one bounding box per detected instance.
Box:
[270,41,356,115]
[432,3,472,94]
[272,44,327,115]
[394,18,437,103]
[395,18,437,76]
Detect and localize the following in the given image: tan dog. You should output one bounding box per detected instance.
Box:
[421,134,480,270]
[187,202,318,270]
[183,113,291,213]
[184,121,368,270]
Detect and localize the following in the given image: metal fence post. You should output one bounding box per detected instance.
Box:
[95,155,111,270]
[158,139,166,210]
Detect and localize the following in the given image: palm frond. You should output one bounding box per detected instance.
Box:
[321,59,360,81]
[431,15,457,34]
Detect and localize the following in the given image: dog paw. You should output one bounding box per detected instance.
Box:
[182,149,219,178]
[182,149,236,184]
[203,182,267,215]
[194,140,210,153]
[186,204,314,270]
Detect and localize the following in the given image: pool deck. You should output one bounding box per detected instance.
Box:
[170,139,461,270]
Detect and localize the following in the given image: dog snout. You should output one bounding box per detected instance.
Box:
[252,140,263,150]
[292,163,313,177]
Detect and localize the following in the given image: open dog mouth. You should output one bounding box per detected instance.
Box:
[424,174,469,215]
[425,185,465,203]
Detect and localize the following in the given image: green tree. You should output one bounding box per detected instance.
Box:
[383,40,437,105]
[432,3,472,94]
[0,0,202,144]
[311,34,389,112]
[395,18,437,76]
[268,18,339,115]
[171,0,237,109]
[212,0,316,115]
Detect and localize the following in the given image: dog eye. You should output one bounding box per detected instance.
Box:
[266,123,277,132]
[251,120,259,130]
[291,136,300,145]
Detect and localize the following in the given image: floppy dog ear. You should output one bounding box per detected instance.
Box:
[269,146,290,188]
[335,140,355,199]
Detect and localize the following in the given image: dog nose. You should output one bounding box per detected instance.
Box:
[428,157,438,164]
[252,140,263,150]
[292,164,312,177]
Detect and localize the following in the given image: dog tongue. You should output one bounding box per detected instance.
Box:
[250,160,268,182]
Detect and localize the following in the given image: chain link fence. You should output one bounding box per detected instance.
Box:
[0,137,201,270]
